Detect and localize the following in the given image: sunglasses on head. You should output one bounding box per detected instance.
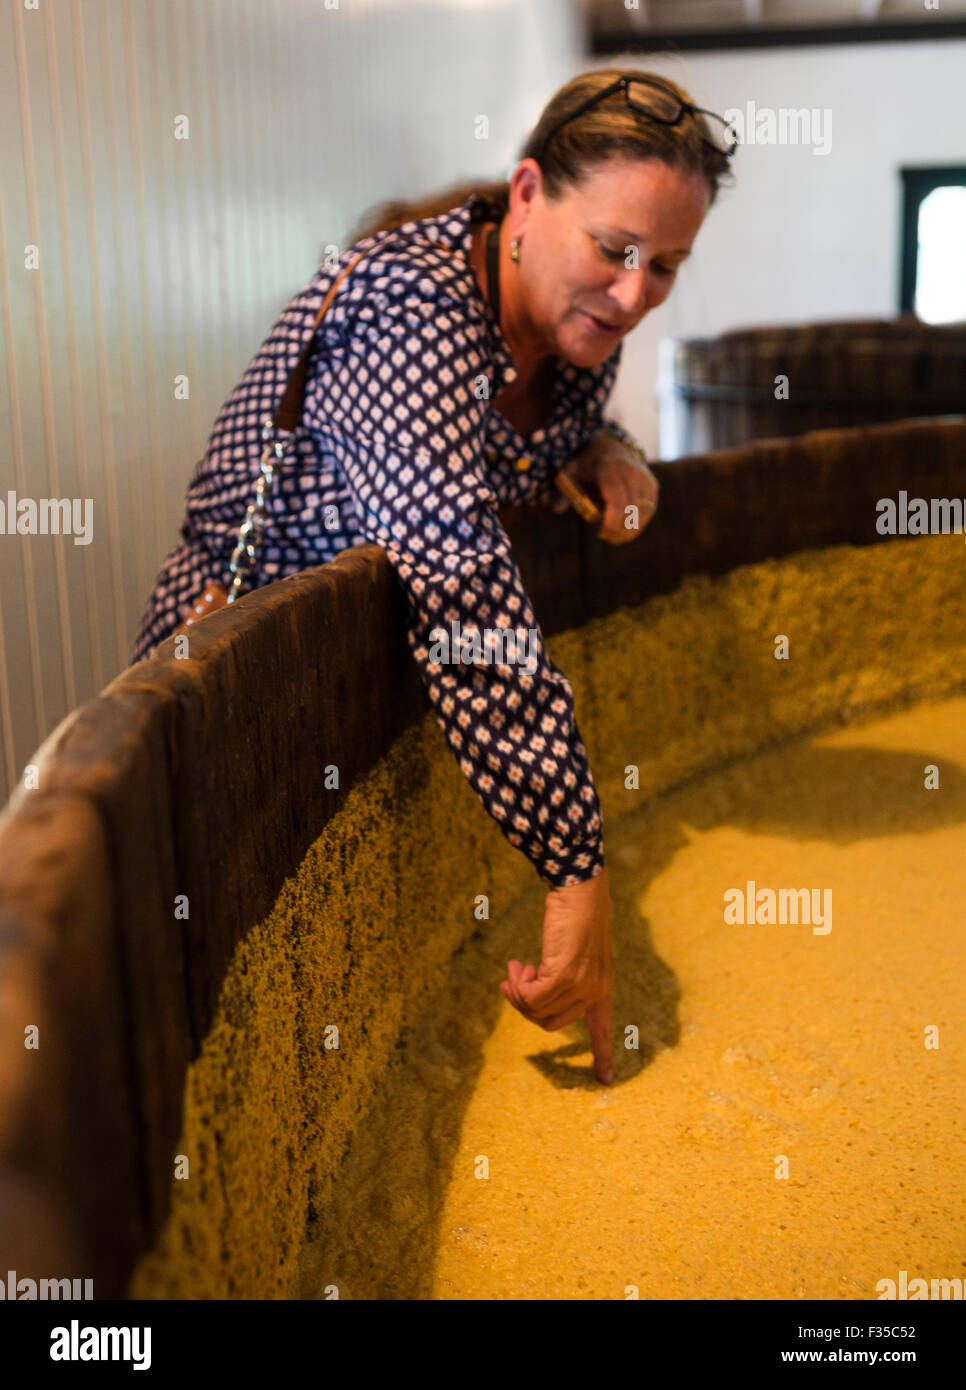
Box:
[535,75,739,161]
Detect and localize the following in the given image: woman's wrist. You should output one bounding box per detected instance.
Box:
[593,423,647,468]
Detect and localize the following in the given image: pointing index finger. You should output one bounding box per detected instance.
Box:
[585,990,613,1085]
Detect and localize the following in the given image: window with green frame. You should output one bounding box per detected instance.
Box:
[900,167,966,324]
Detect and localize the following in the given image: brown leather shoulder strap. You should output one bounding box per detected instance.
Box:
[274,244,375,432]
[274,234,463,432]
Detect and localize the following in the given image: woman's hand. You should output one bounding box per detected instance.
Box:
[553,430,658,545]
[500,865,615,1084]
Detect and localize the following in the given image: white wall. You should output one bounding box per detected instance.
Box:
[2,3,964,806]
[0,0,582,805]
[594,38,966,455]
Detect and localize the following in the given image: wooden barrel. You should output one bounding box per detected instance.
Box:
[1,416,965,1296]
[658,317,966,455]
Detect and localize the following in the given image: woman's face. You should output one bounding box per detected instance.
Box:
[511,157,712,369]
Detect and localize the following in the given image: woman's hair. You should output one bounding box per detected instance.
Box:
[347,67,734,243]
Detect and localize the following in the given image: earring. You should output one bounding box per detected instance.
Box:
[510,238,520,263]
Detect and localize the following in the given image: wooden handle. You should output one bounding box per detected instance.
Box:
[554,471,603,525]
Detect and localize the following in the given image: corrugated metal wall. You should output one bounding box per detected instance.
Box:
[0,0,581,805]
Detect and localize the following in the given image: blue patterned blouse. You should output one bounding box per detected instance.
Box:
[132,190,625,886]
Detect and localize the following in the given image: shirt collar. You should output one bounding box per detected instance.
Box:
[458,194,519,386]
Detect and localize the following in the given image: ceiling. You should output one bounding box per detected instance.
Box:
[587,0,966,50]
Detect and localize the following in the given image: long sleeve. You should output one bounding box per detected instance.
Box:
[305,274,604,886]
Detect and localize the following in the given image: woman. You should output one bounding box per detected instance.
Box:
[131,68,736,1083]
